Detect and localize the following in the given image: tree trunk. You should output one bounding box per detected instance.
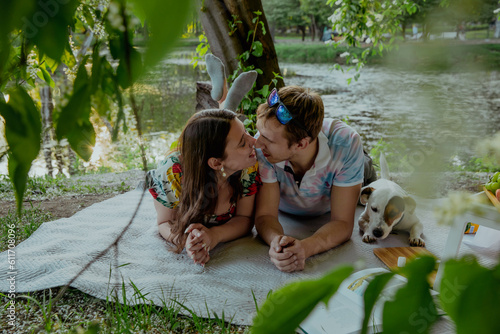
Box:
[310,15,316,41]
[298,25,306,41]
[196,82,219,111]
[40,86,54,177]
[198,0,284,98]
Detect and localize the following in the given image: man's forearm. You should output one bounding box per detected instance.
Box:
[302,219,353,258]
[255,215,284,246]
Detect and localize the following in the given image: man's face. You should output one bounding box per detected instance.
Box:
[255,117,296,164]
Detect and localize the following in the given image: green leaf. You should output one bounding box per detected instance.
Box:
[383,256,438,334]
[252,265,353,334]
[0,87,41,214]
[440,256,500,334]
[361,272,394,334]
[259,21,266,35]
[0,1,35,36]
[82,4,95,28]
[112,88,125,141]
[247,30,254,42]
[62,42,77,69]
[91,45,103,94]
[39,66,55,88]
[251,41,263,57]
[24,0,79,61]
[55,63,95,161]
[116,47,143,89]
[255,84,269,98]
[130,0,193,70]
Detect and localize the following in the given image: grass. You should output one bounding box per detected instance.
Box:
[0,173,135,202]
[0,172,250,333]
[386,42,500,72]
[0,206,53,251]
[0,283,248,333]
[274,43,376,64]
[273,38,500,72]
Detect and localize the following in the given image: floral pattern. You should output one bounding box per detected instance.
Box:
[146,151,260,225]
[257,118,365,216]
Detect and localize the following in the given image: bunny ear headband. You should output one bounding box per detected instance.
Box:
[205,54,257,112]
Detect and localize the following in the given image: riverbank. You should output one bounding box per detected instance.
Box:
[274,38,500,71]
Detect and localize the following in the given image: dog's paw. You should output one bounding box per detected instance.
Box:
[358,219,369,233]
[362,234,377,243]
[409,237,425,247]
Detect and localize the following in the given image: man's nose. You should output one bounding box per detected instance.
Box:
[254,137,263,148]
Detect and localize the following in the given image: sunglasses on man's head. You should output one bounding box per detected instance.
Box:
[267,88,312,137]
[267,88,294,125]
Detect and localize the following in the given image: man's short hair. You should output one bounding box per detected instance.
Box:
[257,85,324,146]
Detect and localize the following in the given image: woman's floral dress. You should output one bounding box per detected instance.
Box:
[146,151,260,226]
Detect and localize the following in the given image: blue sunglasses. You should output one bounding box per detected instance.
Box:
[267,88,312,137]
[267,88,294,125]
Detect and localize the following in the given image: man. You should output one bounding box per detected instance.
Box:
[254,86,365,272]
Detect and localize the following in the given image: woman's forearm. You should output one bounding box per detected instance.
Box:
[209,215,253,248]
[158,221,174,242]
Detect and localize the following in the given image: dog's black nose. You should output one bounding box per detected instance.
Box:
[373,229,383,238]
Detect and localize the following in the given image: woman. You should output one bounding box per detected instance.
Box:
[146,109,260,266]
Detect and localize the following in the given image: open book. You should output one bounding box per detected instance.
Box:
[299,268,421,334]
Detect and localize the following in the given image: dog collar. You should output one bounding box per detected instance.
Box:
[393,213,405,227]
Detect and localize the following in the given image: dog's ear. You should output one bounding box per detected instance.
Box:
[384,196,405,225]
[359,187,374,205]
[403,196,417,214]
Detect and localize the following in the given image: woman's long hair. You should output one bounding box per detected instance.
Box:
[170,109,242,252]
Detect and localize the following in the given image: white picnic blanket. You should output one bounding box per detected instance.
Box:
[0,189,496,327]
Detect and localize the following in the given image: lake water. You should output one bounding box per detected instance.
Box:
[147,56,500,173]
[1,53,499,176]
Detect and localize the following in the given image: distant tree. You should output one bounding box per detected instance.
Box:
[262,0,308,41]
[300,0,336,41]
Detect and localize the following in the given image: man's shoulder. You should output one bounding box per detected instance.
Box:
[321,118,360,147]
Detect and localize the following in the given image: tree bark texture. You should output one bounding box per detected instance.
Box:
[198,0,284,94]
[40,86,54,177]
[310,14,316,41]
[196,82,219,111]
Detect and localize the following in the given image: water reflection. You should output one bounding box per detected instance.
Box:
[1,54,498,177]
[283,63,500,170]
[137,57,209,134]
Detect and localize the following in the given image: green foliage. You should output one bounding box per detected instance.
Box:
[440,256,500,334]
[236,11,284,122]
[0,173,135,202]
[382,256,438,334]
[325,0,420,79]
[191,33,210,68]
[252,255,499,333]
[0,206,53,252]
[361,272,395,334]
[262,0,307,31]
[0,87,41,214]
[274,43,376,64]
[252,265,354,334]
[192,10,283,134]
[56,61,95,161]
[130,0,193,71]
[0,0,194,214]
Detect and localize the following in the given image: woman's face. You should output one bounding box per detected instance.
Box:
[220,118,257,175]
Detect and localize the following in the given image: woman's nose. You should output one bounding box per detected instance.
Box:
[247,135,257,146]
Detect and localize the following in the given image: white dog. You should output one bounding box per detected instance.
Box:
[358,154,425,246]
